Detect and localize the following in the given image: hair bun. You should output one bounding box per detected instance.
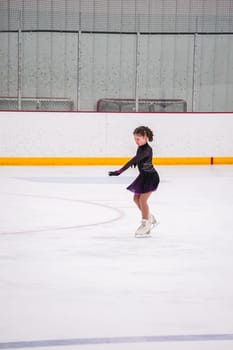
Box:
[133,126,154,142]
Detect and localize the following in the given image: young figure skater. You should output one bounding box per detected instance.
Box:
[109,126,160,236]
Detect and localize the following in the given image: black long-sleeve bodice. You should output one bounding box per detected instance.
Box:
[119,143,153,174]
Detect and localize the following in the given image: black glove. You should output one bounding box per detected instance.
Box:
[108,170,120,176]
[130,163,137,168]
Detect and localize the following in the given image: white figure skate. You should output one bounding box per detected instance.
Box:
[135,219,151,238]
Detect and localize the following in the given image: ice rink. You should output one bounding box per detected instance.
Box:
[0,165,233,350]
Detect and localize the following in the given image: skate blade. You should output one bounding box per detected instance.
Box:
[135,232,151,238]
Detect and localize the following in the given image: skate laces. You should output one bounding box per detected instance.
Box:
[136,221,145,231]
[140,219,147,227]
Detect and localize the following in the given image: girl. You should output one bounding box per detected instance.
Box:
[109,126,160,236]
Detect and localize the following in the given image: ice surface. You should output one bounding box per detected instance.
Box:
[0,166,233,350]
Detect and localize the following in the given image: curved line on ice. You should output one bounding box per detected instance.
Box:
[0,192,124,235]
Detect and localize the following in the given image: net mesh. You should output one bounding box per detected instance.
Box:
[0,1,233,33]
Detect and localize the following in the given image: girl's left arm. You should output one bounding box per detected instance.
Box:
[108,156,136,176]
[108,148,150,176]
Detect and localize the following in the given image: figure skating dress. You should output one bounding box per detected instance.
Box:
[118,143,160,194]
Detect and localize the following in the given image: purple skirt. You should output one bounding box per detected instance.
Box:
[127,169,160,194]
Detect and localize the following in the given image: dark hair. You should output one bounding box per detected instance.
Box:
[133,126,154,142]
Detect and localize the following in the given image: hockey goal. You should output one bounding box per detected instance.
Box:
[0,97,73,111]
[97,98,187,112]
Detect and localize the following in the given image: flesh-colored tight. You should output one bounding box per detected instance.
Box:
[133,192,152,220]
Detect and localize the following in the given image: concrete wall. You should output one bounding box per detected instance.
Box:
[0,111,232,159]
[0,0,233,112]
[0,32,233,112]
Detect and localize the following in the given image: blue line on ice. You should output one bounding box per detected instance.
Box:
[1,334,233,349]
[15,176,134,184]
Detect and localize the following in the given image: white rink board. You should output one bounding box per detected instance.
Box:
[0,111,233,157]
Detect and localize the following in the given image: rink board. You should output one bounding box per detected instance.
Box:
[0,111,232,165]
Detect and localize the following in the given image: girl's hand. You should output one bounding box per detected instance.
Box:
[108,170,121,176]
